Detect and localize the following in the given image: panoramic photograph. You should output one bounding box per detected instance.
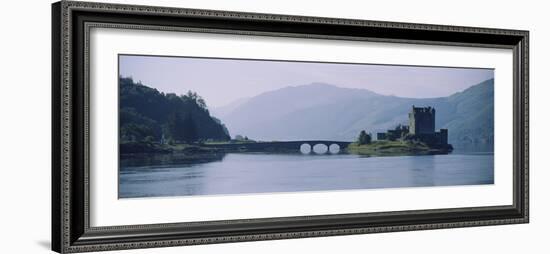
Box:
[118,54,494,198]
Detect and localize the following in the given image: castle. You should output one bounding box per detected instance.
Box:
[377,106,448,146]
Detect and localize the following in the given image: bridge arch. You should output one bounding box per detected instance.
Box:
[312,144,329,154]
[329,144,341,154]
[300,143,312,154]
[299,142,346,155]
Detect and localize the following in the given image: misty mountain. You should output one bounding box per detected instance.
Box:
[209,96,250,118]
[212,79,494,145]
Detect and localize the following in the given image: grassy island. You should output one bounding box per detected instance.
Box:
[346,140,453,156]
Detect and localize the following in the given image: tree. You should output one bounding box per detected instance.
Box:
[165,112,185,142]
[185,90,207,110]
[120,123,155,142]
[165,112,198,143]
[119,77,230,144]
[181,114,198,143]
[357,130,372,145]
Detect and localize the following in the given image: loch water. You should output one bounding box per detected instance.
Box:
[119,147,494,198]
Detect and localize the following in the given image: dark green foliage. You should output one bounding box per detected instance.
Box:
[211,117,230,137]
[119,107,160,141]
[119,77,230,144]
[120,123,155,142]
[165,112,186,142]
[357,130,372,145]
[185,91,207,110]
[166,113,198,143]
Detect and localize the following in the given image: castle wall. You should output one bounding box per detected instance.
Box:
[439,129,448,145]
[377,106,448,146]
[409,106,435,135]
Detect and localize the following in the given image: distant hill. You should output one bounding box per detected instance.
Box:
[119,77,230,143]
[212,79,494,146]
[440,79,494,144]
[209,96,250,118]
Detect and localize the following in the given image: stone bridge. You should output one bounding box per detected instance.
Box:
[203,140,352,155]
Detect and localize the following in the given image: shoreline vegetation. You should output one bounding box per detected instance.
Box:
[347,140,453,156]
[120,139,453,157]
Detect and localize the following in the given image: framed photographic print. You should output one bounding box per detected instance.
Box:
[52,1,529,253]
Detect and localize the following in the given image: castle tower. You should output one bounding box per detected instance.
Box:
[409,106,435,135]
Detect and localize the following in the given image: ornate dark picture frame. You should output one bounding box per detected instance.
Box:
[52,1,529,253]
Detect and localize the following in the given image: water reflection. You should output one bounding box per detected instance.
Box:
[119,149,494,198]
[408,155,435,187]
[452,142,494,154]
[120,152,226,168]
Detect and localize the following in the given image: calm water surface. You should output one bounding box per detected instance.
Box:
[119,151,494,198]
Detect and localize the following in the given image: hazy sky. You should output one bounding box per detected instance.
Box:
[119,55,494,108]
